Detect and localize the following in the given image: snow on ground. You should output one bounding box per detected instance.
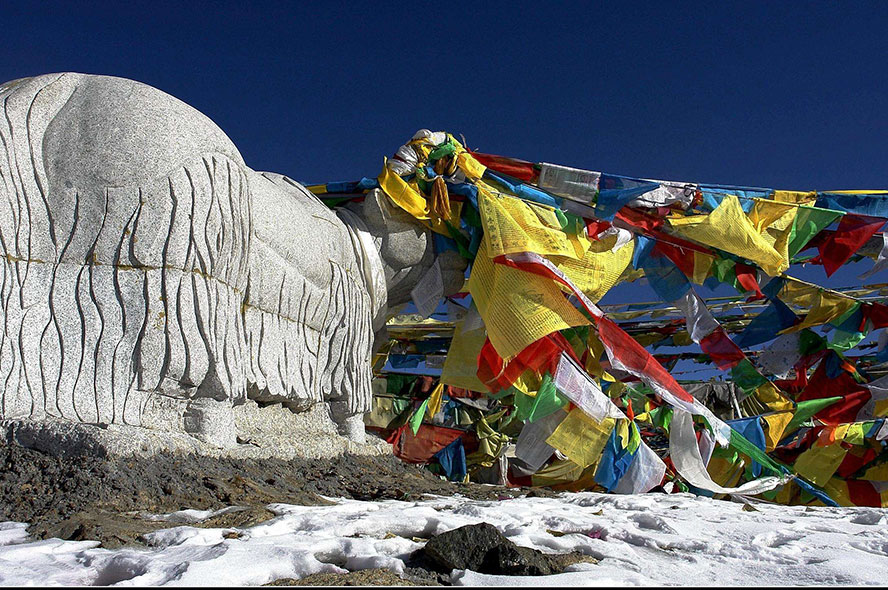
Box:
[137,506,250,524]
[1,491,887,586]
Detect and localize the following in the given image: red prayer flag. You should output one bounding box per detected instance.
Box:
[864,302,888,329]
[796,360,871,424]
[818,214,885,277]
[585,219,612,238]
[654,241,696,278]
[846,479,883,507]
[477,333,577,393]
[596,315,695,404]
[470,151,536,182]
[734,263,765,300]
[699,328,747,370]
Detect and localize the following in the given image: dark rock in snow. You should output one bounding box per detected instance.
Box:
[413,522,568,576]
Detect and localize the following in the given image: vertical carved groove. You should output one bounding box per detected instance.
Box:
[0,74,376,440]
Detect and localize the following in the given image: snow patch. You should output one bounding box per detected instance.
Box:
[1,492,886,586]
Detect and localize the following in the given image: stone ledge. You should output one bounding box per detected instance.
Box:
[2,400,391,461]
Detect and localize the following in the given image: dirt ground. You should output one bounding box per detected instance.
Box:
[0,444,554,550]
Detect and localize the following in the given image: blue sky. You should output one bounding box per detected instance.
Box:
[3,1,886,379]
[3,1,885,189]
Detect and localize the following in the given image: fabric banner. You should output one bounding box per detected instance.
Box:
[817,214,885,276]
[537,162,601,203]
[613,439,667,494]
[469,239,589,359]
[860,234,888,280]
[515,408,566,471]
[553,354,626,422]
[668,195,790,276]
[669,410,791,496]
[673,291,720,342]
[546,409,615,468]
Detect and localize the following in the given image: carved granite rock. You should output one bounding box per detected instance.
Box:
[0,72,465,451]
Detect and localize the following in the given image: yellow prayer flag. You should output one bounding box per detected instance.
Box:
[778,279,821,308]
[616,419,630,449]
[618,264,646,284]
[793,442,848,487]
[862,462,888,481]
[478,189,582,259]
[673,331,693,347]
[821,478,856,508]
[692,251,714,285]
[755,382,795,413]
[512,369,544,395]
[531,458,594,490]
[440,319,488,393]
[426,383,445,418]
[780,288,857,334]
[456,151,486,181]
[772,190,817,205]
[552,236,634,303]
[761,411,794,452]
[749,199,799,267]
[472,416,510,466]
[843,423,867,446]
[706,456,745,489]
[749,199,797,233]
[668,195,789,276]
[378,158,430,220]
[579,330,605,379]
[468,237,589,359]
[546,409,615,468]
[378,159,462,237]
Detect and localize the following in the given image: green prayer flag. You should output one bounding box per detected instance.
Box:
[554,208,569,231]
[515,374,567,423]
[409,398,429,435]
[728,428,786,476]
[731,359,768,393]
[788,206,843,258]
[428,138,457,161]
[386,374,417,395]
[827,328,867,352]
[784,396,843,433]
[798,329,826,356]
[649,406,673,431]
[711,257,737,286]
[627,421,641,453]
[827,303,865,352]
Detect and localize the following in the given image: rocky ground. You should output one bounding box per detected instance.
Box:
[0,443,563,585]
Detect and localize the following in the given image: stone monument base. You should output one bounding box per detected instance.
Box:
[1,401,391,461]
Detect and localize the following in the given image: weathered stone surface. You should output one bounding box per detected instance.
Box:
[0,72,466,455]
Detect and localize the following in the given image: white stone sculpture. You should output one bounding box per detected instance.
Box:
[0,72,466,451]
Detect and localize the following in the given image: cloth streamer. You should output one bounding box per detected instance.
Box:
[669,410,792,496]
